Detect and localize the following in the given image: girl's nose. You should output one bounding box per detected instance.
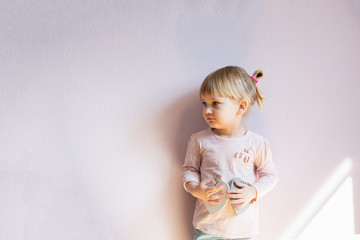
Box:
[204,106,212,114]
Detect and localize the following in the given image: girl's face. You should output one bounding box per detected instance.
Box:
[200,93,241,130]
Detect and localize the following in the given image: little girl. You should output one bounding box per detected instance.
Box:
[182,66,278,240]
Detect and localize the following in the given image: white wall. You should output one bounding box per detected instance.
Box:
[1,0,359,239]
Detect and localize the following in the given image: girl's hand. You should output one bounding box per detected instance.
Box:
[185,179,225,205]
[227,181,256,209]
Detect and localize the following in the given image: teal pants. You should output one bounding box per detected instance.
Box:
[194,229,254,240]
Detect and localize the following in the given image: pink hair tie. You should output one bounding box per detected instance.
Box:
[251,75,258,84]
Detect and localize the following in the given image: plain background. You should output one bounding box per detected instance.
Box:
[1,0,360,239]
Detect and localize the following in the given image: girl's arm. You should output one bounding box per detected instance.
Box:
[252,140,278,199]
[182,134,224,204]
[182,134,202,185]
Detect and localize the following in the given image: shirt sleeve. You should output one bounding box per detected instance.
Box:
[252,140,278,199]
[182,134,202,191]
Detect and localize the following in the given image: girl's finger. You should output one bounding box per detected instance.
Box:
[207,199,220,205]
[234,202,246,209]
[208,185,224,194]
[227,189,241,194]
[227,190,242,196]
[234,181,246,188]
[209,193,224,200]
[227,193,242,199]
[228,199,244,204]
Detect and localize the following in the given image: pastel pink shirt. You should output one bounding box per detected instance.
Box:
[182,129,278,238]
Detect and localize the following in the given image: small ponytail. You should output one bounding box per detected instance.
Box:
[252,70,265,109]
[253,70,263,79]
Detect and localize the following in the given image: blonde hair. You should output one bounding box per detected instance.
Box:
[199,66,265,109]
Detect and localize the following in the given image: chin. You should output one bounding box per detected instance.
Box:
[207,123,217,128]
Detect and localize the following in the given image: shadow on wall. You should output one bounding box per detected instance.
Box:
[159,89,208,239]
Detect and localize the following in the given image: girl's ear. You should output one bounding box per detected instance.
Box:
[237,99,248,115]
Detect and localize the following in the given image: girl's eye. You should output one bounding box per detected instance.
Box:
[213,101,220,106]
[201,102,207,106]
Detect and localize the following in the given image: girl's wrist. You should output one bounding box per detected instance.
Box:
[185,181,199,194]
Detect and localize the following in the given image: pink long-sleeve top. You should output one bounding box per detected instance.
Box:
[182,129,278,238]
